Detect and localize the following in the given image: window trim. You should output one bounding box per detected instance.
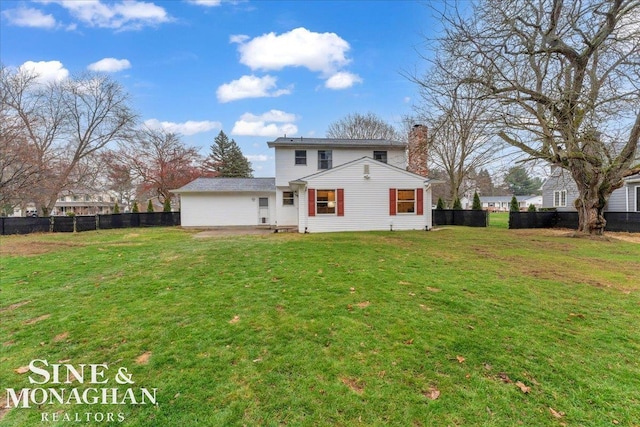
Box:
[317,150,332,170]
[396,189,416,214]
[295,150,307,165]
[635,186,640,212]
[553,189,567,207]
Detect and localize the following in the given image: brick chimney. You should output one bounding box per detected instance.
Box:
[407,124,428,177]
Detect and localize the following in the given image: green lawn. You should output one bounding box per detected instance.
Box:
[1,223,639,426]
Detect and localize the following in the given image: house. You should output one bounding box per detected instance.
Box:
[477,195,541,211]
[542,167,640,212]
[10,189,119,217]
[174,130,438,233]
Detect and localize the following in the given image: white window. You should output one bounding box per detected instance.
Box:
[553,190,567,207]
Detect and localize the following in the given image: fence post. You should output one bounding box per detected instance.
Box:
[50,216,54,232]
[96,214,100,230]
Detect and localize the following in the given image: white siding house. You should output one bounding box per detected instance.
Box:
[175,136,437,233]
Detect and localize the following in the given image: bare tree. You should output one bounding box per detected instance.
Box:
[0,67,136,215]
[410,53,499,203]
[430,0,640,234]
[112,127,203,204]
[326,112,402,140]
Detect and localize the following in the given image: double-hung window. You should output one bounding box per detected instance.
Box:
[397,189,416,213]
[373,151,387,163]
[295,150,307,165]
[316,190,336,214]
[283,191,294,206]
[318,150,332,170]
[553,190,567,207]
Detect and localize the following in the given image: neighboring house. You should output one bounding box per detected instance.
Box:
[478,195,541,211]
[542,167,640,212]
[11,190,118,217]
[174,135,437,233]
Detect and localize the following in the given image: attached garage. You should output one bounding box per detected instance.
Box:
[173,178,276,227]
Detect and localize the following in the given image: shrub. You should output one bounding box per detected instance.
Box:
[163,198,172,212]
[528,204,537,212]
[436,197,445,210]
[113,202,120,214]
[510,196,519,212]
[147,200,154,213]
[452,197,462,210]
[132,201,139,213]
[472,192,482,210]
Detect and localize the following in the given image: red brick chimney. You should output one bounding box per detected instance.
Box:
[407,124,428,177]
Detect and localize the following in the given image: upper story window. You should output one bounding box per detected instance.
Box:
[553,190,567,207]
[318,150,332,170]
[295,150,307,165]
[373,151,387,163]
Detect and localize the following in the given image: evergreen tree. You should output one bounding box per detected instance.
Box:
[205,131,253,177]
[452,197,462,210]
[472,192,482,210]
[528,204,537,212]
[510,196,520,212]
[113,202,120,214]
[132,201,139,213]
[436,197,445,210]
[147,200,154,213]
[504,166,543,195]
[163,198,172,212]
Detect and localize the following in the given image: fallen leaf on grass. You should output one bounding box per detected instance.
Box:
[14,366,29,374]
[229,315,240,324]
[498,372,511,383]
[456,355,465,363]
[423,387,440,400]
[340,377,365,394]
[515,381,530,393]
[53,332,69,342]
[549,407,564,418]
[426,287,441,293]
[356,301,370,308]
[135,351,151,365]
[404,339,414,345]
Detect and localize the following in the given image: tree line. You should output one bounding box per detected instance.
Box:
[0,65,251,216]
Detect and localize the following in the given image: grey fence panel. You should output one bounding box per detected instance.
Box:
[605,212,640,232]
[76,216,98,232]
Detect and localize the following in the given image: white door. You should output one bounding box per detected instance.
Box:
[258,197,269,224]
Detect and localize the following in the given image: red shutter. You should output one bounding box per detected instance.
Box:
[389,188,396,216]
[308,188,315,217]
[416,188,424,215]
[337,188,344,216]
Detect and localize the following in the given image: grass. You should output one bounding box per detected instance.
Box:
[1,221,639,426]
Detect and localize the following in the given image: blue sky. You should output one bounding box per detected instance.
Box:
[1,0,443,177]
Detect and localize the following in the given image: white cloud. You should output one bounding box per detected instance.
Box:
[216,75,291,103]
[324,71,363,90]
[234,27,351,75]
[43,1,171,30]
[186,0,222,7]
[2,7,56,28]
[87,58,131,72]
[144,119,221,136]
[231,109,298,137]
[245,154,269,162]
[19,60,69,84]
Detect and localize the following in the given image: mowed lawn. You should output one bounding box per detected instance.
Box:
[1,218,639,426]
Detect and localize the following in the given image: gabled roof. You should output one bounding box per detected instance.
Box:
[173,177,275,193]
[289,156,439,184]
[267,137,407,149]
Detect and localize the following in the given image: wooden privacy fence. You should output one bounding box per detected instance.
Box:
[508,211,640,233]
[0,212,181,235]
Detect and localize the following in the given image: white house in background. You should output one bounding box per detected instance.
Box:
[477,195,542,211]
[542,167,640,212]
[174,130,438,233]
